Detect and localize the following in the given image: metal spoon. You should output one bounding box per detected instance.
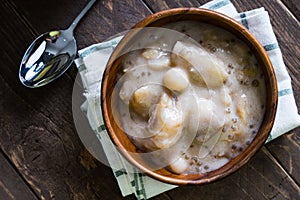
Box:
[19,0,96,88]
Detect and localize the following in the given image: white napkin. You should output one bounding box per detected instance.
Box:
[74,0,300,199]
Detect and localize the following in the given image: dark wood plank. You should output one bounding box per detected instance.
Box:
[142,0,202,11]
[10,0,152,52]
[0,0,152,199]
[266,130,300,185]
[166,147,300,200]
[9,0,90,34]
[0,151,38,200]
[281,0,300,20]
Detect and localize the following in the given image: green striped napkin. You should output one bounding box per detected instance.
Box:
[74,0,300,199]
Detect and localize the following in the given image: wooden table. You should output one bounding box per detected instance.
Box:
[1,0,299,199]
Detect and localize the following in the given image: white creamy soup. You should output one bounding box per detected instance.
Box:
[114,21,266,174]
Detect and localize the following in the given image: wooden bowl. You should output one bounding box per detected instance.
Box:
[101,8,278,185]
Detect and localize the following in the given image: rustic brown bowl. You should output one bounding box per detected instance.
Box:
[101,8,278,185]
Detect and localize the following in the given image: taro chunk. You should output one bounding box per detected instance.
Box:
[119,80,136,105]
[169,156,189,174]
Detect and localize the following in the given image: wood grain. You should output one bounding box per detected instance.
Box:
[266,131,300,185]
[166,147,300,200]
[142,0,201,11]
[0,151,38,200]
[281,0,300,20]
[10,0,152,50]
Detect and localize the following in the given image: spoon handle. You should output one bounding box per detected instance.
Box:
[68,0,96,32]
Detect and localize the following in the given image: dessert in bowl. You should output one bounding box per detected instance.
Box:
[101,8,277,185]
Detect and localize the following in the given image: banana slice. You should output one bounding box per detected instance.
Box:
[142,48,170,70]
[148,93,183,149]
[129,85,163,119]
[172,41,228,88]
[236,94,248,124]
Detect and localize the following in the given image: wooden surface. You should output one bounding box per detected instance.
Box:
[0,0,299,199]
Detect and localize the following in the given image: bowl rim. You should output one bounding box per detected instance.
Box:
[101,7,278,185]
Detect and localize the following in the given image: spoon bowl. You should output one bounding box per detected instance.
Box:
[19,0,96,88]
[20,29,76,87]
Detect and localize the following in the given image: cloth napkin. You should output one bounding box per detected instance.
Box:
[74,0,300,199]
